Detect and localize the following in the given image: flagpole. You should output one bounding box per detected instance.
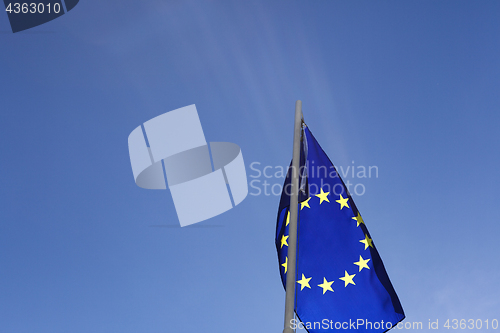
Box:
[283,100,303,333]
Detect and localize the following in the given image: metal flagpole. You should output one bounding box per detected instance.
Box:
[283,100,303,333]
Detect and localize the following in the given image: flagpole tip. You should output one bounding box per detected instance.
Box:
[295,100,302,119]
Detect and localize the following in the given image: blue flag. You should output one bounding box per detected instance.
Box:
[276,125,404,332]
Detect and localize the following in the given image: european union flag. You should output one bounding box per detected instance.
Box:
[276,125,405,332]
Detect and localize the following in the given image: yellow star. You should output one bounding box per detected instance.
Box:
[285,211,290,226]
[359,234,373,250]
[280,235,289,248]
[335,194,350,210]
[317,277,334,294]
[315,188,330,204]
[339,270,356,287]
[300,197,311,210]
[282,257,288,273]
[352,212,364,227]
[353,255,371,272]
[297,274,312,291]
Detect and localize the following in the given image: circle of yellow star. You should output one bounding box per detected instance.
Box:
[359,234,373,250]
[285,211,290,226]
[300,197,311,210]
[335,194,350,210]
[282,257,288,273]
[339,270,356,287]
[297,274,312,290]
[317,277,334,294]
[353,255,371,272]
[315,188,330,204]
[352,212,364,227]
[280,235,289,248]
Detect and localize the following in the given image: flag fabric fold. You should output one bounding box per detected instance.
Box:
[276,124,404,332]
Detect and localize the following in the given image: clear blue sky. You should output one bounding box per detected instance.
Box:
[1,1,499,332]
